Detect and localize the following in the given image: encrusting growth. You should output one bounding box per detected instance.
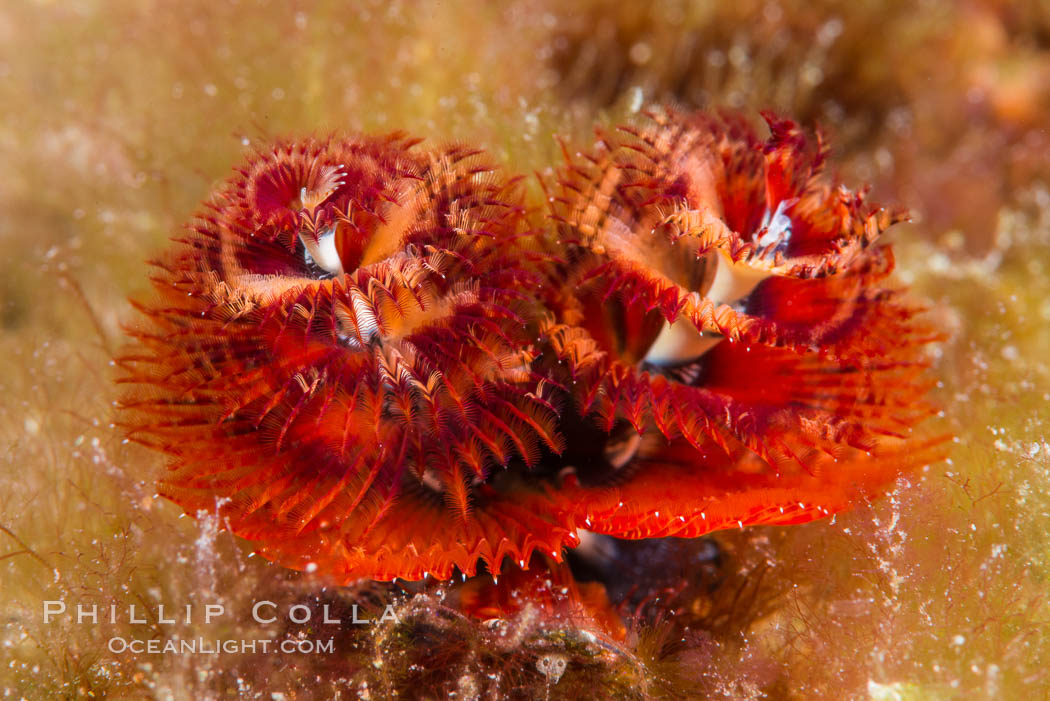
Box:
[116,109,943,605]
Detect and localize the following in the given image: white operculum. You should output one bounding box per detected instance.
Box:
[644,249,773,367]
[300,226,343,276]
[644,317,722,367]
[704,251,771,309]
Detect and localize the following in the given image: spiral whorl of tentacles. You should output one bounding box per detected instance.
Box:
[117,109,943,588]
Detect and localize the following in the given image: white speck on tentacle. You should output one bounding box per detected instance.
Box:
[300,226,343,275]
[628,86,644,113]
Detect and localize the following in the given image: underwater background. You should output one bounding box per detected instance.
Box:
[1,0,1049,698]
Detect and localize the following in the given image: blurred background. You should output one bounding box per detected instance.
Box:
[1,0,1049,698]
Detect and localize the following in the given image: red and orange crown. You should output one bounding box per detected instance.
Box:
[117,108,944,588]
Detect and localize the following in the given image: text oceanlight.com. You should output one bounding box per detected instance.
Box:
[107,637,335,655]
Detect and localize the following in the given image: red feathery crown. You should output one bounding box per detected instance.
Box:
[117,109,943,587]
